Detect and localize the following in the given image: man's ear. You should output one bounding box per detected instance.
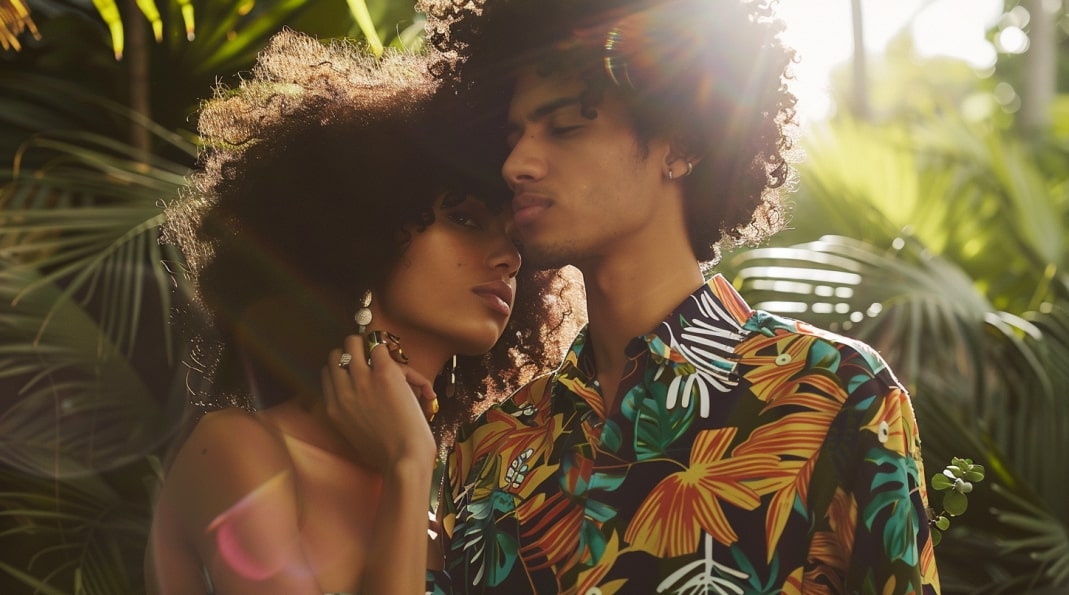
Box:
[667,133,705,169]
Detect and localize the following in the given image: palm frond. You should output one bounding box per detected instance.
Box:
[0,0,40,51]
[0,260,170,477]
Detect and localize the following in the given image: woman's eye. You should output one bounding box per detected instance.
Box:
[448,212,480,228]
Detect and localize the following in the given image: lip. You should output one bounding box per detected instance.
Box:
[512,191,551,227]
[471,280,515,317]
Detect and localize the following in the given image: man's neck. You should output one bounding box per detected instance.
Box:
[579,240,705,412]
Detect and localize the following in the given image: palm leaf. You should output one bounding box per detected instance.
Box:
[0,260,172,477]
[0,460,152,595]
[720,114,1069,591]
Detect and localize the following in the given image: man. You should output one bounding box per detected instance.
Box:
[422,0,940,592]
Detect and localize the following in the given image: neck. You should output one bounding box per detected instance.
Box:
[578,230,704,409]
[394,340,450,386]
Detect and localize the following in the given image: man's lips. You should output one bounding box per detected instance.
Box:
[512,192,551,226]
[472,281,515,316]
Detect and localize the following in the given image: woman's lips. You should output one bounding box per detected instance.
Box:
[472,281,514,316]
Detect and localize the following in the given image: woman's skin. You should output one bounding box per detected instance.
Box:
[146,195,520,594]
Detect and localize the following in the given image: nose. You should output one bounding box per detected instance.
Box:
[501,134,547,189]
[489,226,522,279]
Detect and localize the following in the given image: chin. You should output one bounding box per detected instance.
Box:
[454,326,509,357]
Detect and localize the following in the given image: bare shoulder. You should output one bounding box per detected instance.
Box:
[148,408,301,593]
[159,408,297,532]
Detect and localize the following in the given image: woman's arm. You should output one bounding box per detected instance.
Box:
[322,334,438,595]
[147,409,325,594]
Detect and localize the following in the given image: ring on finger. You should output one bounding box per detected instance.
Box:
[365,342,387,366]
[337,352,353,369]
[364,330,407,366]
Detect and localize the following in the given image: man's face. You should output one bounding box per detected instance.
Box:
[502,67,671,270]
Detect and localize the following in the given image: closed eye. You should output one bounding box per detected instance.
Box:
[447,211,481,229]
[550,125,582,138]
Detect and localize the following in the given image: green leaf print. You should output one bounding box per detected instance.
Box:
[634,389,694,460]
[862,448,921,566]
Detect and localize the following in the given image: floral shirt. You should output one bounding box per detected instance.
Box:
[429,275,940,594]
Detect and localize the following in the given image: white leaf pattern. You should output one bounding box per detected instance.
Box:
[659,291,746,418]
[656,534,749,594]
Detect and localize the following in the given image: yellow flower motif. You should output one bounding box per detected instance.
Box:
[860,387,908,457]
[624,428,783,556]
[736,333,816,404]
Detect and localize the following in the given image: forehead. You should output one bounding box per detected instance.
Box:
[507,66,588,121]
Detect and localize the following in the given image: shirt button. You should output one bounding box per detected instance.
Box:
[775,353,792,365]
[585,588,603,595]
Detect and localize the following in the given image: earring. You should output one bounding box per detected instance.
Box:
[444,355,457,399]
[354,290,372,334]
[667,160,692,180]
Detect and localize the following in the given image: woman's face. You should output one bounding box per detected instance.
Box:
[375,194,521,357]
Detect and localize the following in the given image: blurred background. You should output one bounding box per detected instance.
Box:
[1,0,1067,593]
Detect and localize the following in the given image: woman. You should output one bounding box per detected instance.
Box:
[145,30,571,594]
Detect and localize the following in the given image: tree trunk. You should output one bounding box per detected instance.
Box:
[850,0,870,120]
[1021,0,1056,134]
[124,0,151,157]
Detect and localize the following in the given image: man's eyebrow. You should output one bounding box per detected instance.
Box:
[523,96,582,122]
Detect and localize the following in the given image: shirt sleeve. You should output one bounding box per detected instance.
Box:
[824,349,941,594]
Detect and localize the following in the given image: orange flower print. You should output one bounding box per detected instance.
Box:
[624,428,781,556]
[736,333,815,404]
[461,408,562,499]
[567,533,627,595]
[921,532,940,594]
[709,274,755,325]
[826,487,857,560]
[733,411,841,557]
[860,388,908,457]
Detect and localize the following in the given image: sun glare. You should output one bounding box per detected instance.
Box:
[773,0,1004,123]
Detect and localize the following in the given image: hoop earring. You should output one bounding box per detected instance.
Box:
[667,168,674,181]
[684,161,694,178]
[354,290,372,334]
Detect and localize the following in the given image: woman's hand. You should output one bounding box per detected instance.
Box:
[322,333,437,469]
[322,334,438,594]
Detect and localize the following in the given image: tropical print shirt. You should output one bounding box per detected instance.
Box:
[429,275,940,594]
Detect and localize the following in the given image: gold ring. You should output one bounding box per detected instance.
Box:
[364,330,408,366]
[365,342,386,366]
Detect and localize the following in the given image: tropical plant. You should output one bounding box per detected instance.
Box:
[0,1,424,592]
[719,115,1069,593]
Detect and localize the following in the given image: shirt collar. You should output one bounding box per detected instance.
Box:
[644,273,754,364]
[554,274,755,395]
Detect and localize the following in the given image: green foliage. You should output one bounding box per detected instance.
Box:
[721,114,1069,592]
[928,457,987,546]
[0,2,424,592]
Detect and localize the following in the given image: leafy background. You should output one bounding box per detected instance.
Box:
[1,0,1068,593]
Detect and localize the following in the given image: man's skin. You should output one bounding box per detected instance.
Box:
[503,65,706,409]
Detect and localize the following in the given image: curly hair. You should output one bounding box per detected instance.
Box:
[419,0,799,263]
[163,29,577,447]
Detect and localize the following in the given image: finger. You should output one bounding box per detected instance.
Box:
[366,331,398,371]
[342,334,370,375]
[422,397,440,423]
[320,365,337,409]
[402,368,437,404]
[399,367,438,422]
